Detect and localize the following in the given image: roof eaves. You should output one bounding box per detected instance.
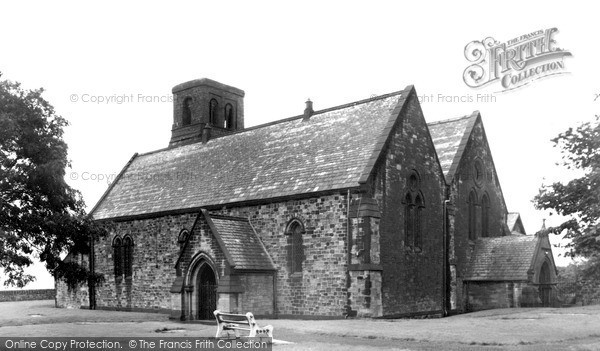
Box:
[93,186,361,222]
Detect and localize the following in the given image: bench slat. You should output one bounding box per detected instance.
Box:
[213,310,273,338]
[219,318,252,324]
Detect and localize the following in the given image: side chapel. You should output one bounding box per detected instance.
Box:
[56,78,558,318]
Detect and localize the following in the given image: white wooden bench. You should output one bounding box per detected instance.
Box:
[213,310,273,338]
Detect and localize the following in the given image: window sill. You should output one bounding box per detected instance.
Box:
[289,272,303,282]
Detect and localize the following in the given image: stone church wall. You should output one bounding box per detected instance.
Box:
[220,193,352,317]
[94,214,197,313]
[374,90,446,317]
[450,119,509,313]
[466,281,513,311]
[62,193,361,318]
[238,274,274,316]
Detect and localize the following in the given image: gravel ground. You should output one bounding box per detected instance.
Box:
[1,300,599,350]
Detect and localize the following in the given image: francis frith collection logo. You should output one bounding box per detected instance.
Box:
[463,28,572,92]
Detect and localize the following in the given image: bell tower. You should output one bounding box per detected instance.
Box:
[169,78,245,147]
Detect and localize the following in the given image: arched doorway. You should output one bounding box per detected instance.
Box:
[196,263,217,320]
[539,261,552,307]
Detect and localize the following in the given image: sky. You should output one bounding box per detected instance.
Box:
[0,1,597,289]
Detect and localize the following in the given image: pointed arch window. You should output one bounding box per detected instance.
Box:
[468,190,478,241]
[123,235,134,278]
[178,229,189,252]
[286,219,305,274]
[182,97,192,126]
[404,193,414,248]
[415,194,424,249]
[112,236,123,277]
[404,171,425,251]
[224,103,234,130]
[209,99,219,126]
[481,194,490,237]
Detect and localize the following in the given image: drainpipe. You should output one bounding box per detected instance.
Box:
[89,233,95,310]
[443,199,450,316]
[272,272,277,318]
[345,189,352,318]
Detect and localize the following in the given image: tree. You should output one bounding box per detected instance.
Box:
[534,115,600,259]
[0,72,104,288]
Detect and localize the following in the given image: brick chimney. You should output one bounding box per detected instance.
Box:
[303,99,314,120]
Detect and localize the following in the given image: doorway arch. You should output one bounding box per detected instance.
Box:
[539,261,552,307]
[196,264,217,319]
[186,254,218,320]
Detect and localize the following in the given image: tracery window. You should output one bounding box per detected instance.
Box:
[404,171,425,250]
[481,194,490,237]
[468,190,478,241]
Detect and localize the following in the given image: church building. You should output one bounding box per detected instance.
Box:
[55,78,557,318]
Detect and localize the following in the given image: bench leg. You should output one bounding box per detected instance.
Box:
[252,325,273,338]
[215,324,224,338]
[262,325,273,338]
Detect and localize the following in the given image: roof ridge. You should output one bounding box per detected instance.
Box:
[133,90,405,158]
[427,111,479,126]
[244,90,404,132]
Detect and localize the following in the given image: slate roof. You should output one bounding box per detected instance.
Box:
[91,90,407,220]
[204,212,275,271]
[427,112,479,182]
[464,235,539,281]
